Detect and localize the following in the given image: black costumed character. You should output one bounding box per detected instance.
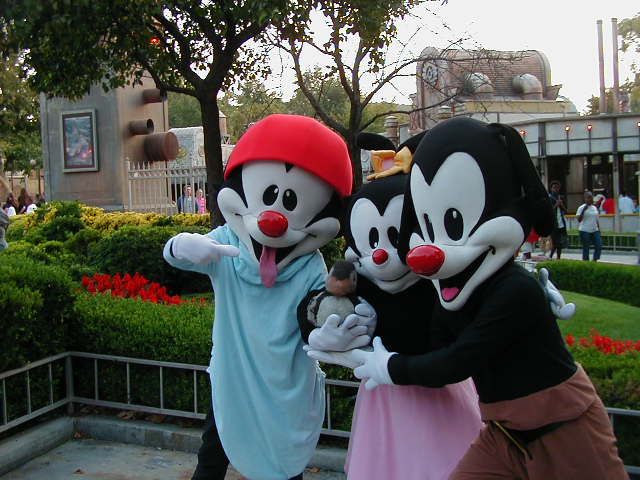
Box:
[306,132,482,479]
[349,117,626,479]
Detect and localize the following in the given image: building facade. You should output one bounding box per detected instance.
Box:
[410,47,578,133]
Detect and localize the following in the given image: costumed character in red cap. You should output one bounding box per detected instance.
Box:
[164,114,375,480]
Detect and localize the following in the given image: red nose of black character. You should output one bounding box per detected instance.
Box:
[406,245,445,276]
[257,210,288,237]
[372,249,389,265]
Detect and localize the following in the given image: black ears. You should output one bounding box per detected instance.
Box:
[489,123,554,236]
[357,132,396,151]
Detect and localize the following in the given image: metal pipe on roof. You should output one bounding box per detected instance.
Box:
[611,18,621,114]
[597,20,607,114]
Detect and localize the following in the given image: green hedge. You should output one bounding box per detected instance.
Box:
[537,260,640,307]
[72,292,214,413]
[572,348,640,464]
[0,255,77,371]
[89,225,211,295]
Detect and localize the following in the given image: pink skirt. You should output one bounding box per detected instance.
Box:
[345,379,483,480]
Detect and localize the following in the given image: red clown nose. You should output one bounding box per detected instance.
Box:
[372,249,389,265]
[258,211,288,237]
[406,245,445,276]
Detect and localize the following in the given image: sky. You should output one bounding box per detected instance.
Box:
[271,1,639,114]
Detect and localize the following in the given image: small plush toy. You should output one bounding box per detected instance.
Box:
[305,260,360,328]
[352,117,625,479]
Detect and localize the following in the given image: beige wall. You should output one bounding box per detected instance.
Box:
[40,76,169,210]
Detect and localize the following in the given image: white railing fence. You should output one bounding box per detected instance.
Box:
[126,145,234,215]
[0,352,639,475]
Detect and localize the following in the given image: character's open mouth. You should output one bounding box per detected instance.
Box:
[250,237,296,265]
[439,246,495,302]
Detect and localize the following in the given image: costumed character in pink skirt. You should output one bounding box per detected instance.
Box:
[304,132,482,480]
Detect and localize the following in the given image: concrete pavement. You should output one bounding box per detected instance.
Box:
[0,439,346,480]
[0,416,347,480]
[526,248,639,265]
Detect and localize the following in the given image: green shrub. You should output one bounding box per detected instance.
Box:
[320,237,346,270]
[570,347,640,465]
[5,214,30,241]
[64,228,103,261]
[537,260,640,307]
[88,225,211,294]
[0,256,77,371]
[21,201,86,243]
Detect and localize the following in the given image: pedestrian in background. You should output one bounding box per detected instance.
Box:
[3,193,17,216]
[548,180,568,259]
[196,188,207,214]
[177,185,199,214]
[576,190,601,261]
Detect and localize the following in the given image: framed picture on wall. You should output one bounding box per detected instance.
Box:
[61,109,98,172]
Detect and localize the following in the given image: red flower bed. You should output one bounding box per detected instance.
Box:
[82,272,186,305]
[566,330,640,355]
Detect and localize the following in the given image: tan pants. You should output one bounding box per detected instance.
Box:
[449,395,627,480]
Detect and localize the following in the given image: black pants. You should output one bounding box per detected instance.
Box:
[191,407,303,480]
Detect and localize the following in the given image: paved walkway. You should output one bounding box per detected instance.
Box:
[0,439,346,480]
[528,249,639,265]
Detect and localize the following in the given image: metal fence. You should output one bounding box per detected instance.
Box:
[125,144,234,215]
[1,352,638,474]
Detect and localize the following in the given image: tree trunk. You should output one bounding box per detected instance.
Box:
[347,106,363,192]
[347,134,363,192]
[199,94,225,227]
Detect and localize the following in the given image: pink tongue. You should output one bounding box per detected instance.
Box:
[442,287,460,302]
[259,245,278,288]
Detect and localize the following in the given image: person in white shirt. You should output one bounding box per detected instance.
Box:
[618,192,635,214]
[576,191,601,261]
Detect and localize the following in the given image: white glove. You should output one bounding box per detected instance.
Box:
[304,346,369,369]
[345,301,377,337]
[308,314,371,352]
[353,337,395,390]
[167,232,240,265]
[538,268,576,320]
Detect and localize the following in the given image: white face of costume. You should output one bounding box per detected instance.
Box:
[218,160,340,272]
[407,152,524,311]
[345,194,419,294]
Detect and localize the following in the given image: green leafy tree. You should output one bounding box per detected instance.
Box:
[167,92,201,129]
[0,52,41,173]
[2,0,309,225]
[276,1,458,189]
[220,80,286,141]
[619,13,640,112]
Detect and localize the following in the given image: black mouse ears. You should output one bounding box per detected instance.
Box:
[356,131,428,154]
[489,123,554,237]
[357,132,396,152]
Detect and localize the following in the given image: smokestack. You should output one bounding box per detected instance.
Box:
[611,18,620,113]
[597,20,607,114]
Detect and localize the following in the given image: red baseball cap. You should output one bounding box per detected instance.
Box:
[225,114,352,197]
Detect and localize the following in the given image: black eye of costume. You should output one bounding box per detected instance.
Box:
[283,189,297,211]
[387,226,399,247]
[423,214,435,242]
[263,185,279,206]
[369,228,379,249]
[444,208,463,240]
